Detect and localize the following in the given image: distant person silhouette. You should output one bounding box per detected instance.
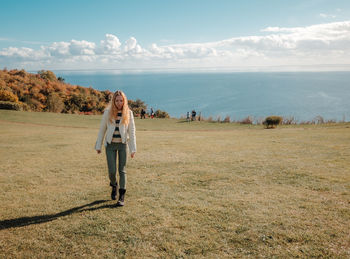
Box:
[150,108,154,119]
[140,108,146,119]
[191,110,196,121]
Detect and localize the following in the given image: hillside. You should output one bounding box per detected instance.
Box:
[0,69,150,116]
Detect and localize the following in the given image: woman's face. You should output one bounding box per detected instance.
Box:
[115,95,124,110]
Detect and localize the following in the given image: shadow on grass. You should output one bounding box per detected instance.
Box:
[0,199,118,230]
[176,120,194,123]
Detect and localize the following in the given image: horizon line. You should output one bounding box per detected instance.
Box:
[23,64,350,74]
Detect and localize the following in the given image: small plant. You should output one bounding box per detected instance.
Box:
[0,101,22,110]
[223,115,230,123]
[326,119,336,123]
[313,115,324,124]
[46,92,64,113]
[57,76,65,82]
[38,70,57,81]
[263,116,283,128]
[240,116,253,124]
[155,109,170,118]
[283,116,297,125]
[128,98,147,116]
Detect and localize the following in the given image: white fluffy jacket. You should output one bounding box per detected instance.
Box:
[95,109,137,153]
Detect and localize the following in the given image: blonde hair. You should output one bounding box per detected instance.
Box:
[108,90,130,125]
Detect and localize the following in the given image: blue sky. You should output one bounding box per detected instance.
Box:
[1,0,350,71]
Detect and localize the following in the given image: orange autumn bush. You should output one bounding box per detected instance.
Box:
[0,69,112,114]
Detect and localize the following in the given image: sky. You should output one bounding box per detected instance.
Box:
[1,0,350,72]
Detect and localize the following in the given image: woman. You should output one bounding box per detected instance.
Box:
[95,90,136,206]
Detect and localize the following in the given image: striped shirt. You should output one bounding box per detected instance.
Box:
[112,112,122,143]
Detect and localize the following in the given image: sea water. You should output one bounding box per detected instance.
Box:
[56,71,350,121]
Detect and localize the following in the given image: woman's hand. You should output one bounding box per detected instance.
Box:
[96,150,101,154]
[131,152,136,158]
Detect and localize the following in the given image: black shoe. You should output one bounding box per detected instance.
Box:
[116,189,126,206]
[110,183,117,200]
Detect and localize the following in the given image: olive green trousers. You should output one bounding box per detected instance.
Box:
[105,142,127,189]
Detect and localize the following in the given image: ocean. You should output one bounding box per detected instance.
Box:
[56,71,350,121]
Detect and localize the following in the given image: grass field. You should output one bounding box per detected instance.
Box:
[0,110,349,258]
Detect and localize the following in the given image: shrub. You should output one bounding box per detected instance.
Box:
[313,115,324,124]
[0,89,19,102]
[0,79,6,89]
[20,102,30,111]
[206,116,213,122]
[38,70,57,81]
[24,97,44,111]
[263,116,283,128]
[47,92,64,113]
[0,101,22,110]
[15,69,26,78]
[326,119,336,123]
[155,109,170,118]
[283,116,297,125]
[128,98,147,116]
[57,76,65,82]
[223,116,230,123]
[240,116,253,124]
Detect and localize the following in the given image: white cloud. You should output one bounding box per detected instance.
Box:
[69,40,96,55]
[122,37,145,55]
[320,13,336,19]
[0,46,46,60]
[124,37,137,52]
[47,41,70,57]
[45,40,96,57]
[100,34,121,54]
[1,21,350,71]
[0,37,11,41]
[261,27,301,33]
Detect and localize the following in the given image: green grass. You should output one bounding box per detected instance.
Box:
[1,110,349,258]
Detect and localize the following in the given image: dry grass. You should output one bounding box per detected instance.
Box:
[0,110,349,258]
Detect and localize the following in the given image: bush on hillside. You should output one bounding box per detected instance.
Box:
[128,99,147,116]
[206,116,213,122]
[263,116,283,128]
[38,70,57,81]
[15,69,27,78]
[57,76,65,82]
[283,116,297,125]
[20,102,30,111]
[47,92,65,113]
[313,115,324,124]
[0,69,163,116]
[25,96,45,111]
[240,116,253,124]
[223,116,230,123]
[0,89,19,102]
[0,101,22,110]
[155,109,170,118]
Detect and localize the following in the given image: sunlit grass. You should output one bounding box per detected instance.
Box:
[1,110,349,257]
